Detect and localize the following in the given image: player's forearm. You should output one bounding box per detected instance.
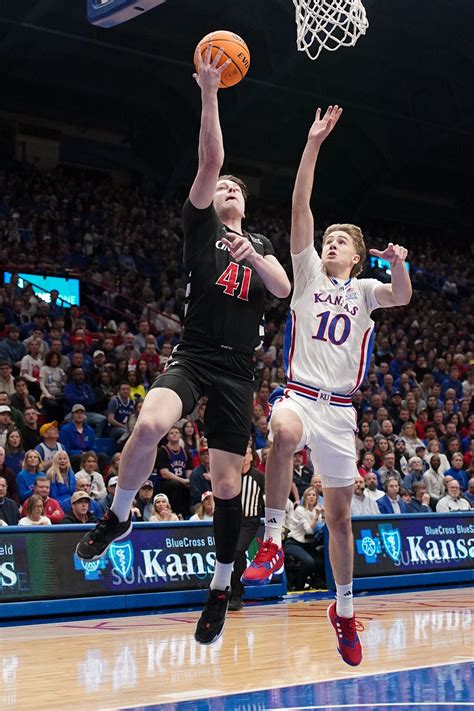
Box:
[292,139,321,209]
[390,261,412,306]
[250,254,291,298]
[198,89,225,168]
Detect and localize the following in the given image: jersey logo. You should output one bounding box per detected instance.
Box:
[215,240,228,250]
[249,235,263,245]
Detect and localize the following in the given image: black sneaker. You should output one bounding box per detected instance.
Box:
[228,595,244,611]
[75,511,132,561]
[194,587,231,645]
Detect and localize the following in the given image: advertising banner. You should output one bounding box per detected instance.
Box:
[352,514,474,578]
[0,523,284,604]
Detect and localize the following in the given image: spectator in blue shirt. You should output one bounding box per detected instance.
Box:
[444,453,469,492]
[59,404,96,456]
[63,368,106,435]
[441,365,463,401]
[16,449,43,503]
[0,325,26,368]
[107,382,135,441]
[403,456,426,493]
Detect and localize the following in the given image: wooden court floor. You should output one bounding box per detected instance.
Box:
[1,588,472,710]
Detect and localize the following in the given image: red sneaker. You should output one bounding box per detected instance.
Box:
[327,601,364,666]
[241,538,284,586]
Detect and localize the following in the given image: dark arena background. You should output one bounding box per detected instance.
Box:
[0,1,472,710]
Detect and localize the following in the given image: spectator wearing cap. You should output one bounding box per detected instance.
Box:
[435,480,471,513]
[62,490,98,524]
[403,456,426,493]
[444,453,469,492]
[63,368,106,435]
[361,407,378,437]
[34,421,66,468]
[134,480,154,521]
[377,478,409,514]
[75,451,107,501]
[0,361,15,396]
[59,404,96,460]
[150,493,180,522]
[0,404,12,448]
[106,382,135,442]
[62,476,103,519]
[0,325,26,368]
[190,491,214,521]
[98,475,119,514]
[20,476,64,524]
[10,376,35,413]
[0,445,19,503]
[91,350,107,386]
[0,475,20,526]
[423,455,445,500]
[406,481,432,514]
[190,446,211,508]
[46,451,76,507]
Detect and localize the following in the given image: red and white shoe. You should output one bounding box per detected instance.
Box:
[327,601,364,666]
[241,538,284,586]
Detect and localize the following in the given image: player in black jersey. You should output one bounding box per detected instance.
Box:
[75,45,290,644]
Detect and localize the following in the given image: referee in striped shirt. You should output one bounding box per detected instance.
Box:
[229,442,265,611]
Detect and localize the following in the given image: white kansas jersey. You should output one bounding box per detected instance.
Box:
[283,242,383,396]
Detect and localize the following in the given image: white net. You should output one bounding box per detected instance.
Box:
[293,0,369,60]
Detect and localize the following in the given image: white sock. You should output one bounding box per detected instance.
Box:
[336,582,354,618]
[210,561,234,591]
[264,507,285,548]
[110,485,137,522]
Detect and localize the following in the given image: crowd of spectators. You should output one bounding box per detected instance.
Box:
[0,163,472,590]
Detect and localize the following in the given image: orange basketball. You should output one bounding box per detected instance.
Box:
[194,30,250,89]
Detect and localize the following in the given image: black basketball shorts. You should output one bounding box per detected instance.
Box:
[150,340,255,456]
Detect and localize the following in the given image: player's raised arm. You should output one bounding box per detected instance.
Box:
[189,45,232,209]
[291,106,343,254]
[369,243,412,307]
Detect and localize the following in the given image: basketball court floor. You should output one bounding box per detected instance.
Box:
[2,587,472,710]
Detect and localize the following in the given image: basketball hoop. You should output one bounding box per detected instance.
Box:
[293,0,369,60]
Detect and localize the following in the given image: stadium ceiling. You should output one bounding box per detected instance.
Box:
[0,0,472,226]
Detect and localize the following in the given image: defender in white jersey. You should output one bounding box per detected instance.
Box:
[242,106,412,666]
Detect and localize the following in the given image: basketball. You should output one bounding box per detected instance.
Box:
[194,30,250,88]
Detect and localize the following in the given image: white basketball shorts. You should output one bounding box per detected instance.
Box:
[270,389,358,488]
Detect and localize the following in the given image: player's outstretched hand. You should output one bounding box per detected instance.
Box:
[308,105,343,145]
[193,43,231,92]
[221,233,258,264]
[369,243,408,267]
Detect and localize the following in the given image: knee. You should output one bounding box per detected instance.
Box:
[132,418,163,447]
[325,512,352,539]
[271,421,301,455]
[211,474,241,500]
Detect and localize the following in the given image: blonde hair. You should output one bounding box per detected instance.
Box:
[22,449,42,473]
[47,450,72,485]
[322,223,366,277]
[302,486,318,509]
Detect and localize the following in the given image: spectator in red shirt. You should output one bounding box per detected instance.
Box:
[21,476,64,523]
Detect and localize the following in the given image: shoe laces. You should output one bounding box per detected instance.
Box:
[338,614,365,644]
[203,589,228,622]
[253,538,280,564]
[87,512,115,543]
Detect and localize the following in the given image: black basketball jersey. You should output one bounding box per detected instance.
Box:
[181,198,275,353]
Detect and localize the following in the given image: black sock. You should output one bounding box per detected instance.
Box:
[213,494,242,564]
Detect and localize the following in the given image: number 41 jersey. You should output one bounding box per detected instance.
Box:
[284,242,383,395]
[182,198,275,353]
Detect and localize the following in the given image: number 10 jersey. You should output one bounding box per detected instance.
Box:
[284,242,383,396]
